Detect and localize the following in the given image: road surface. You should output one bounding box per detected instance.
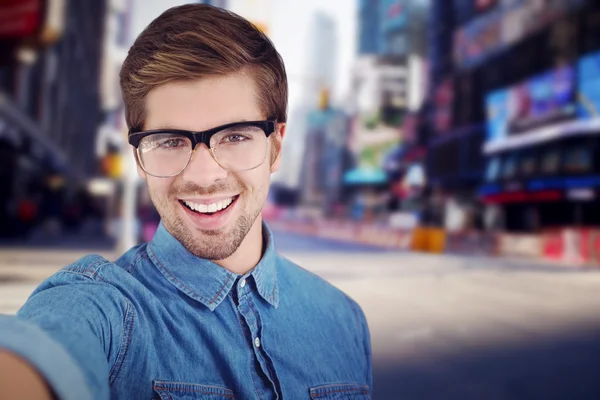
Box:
[1,231,600,399]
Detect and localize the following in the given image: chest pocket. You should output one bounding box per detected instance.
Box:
[309,383,371,400]
[153,381,235,400]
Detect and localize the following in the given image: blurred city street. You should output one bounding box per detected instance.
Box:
[2,230,600,399]
[3,0,600,397]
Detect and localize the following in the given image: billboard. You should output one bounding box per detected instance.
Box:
[455,0,586,70]
[578,50,600,120]
[0,0,41,39]
[485,65,576,146]
[485,89,510,143]
[454,9,503,69]
[509,66,576,133]
[381,0,408,33]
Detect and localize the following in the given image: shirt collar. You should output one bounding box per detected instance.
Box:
[148,221,279,311]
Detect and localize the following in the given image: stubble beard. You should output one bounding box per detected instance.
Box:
[147,180,265,260]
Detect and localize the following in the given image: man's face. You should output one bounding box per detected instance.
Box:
[138,73,283,260]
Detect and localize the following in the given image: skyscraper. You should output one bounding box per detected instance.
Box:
[277,11,339,189]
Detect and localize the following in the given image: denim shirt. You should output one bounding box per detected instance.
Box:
[0,223,372,400]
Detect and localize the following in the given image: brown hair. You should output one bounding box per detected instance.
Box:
[120,4,288,132]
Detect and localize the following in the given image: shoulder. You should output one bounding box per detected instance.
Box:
[20,247,151,334]
[30,245,148,301]
[56,244,146,281]
[276,254,366,320]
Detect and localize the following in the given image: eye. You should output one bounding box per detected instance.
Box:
[220,134,250,144]
[158,138,187,148]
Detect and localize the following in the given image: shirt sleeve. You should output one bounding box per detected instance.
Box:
[346,296,373,391]
[0,263,131,400]
[359,306,373,391]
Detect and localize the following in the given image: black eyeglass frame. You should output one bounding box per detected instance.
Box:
[128,120,278,177]
[128,120,277,148]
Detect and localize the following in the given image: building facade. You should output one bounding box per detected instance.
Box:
[426,0,600,259]
[0,0,108,237]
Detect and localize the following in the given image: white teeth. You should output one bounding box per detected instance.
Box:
[217,198,234,210]
[184,197,234,214]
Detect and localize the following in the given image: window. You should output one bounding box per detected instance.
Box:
[541,149,561,174]
[502,154,518,179]
[563,146,593,173]
[520,151,537,176]
[486,157,501,181]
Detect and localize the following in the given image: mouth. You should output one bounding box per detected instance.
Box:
[179,195,239,216]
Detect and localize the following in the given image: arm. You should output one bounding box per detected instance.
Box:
[0,266,130,400]
[0,351,53,399]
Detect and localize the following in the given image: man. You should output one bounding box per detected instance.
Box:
[0,4,372,399]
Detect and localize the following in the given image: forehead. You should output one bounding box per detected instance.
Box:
[144,73,262,131]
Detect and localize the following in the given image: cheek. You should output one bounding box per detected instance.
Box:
[239,166,271,196]
[147,177,175,200]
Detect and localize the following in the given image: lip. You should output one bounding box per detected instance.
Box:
[179,195,239,231]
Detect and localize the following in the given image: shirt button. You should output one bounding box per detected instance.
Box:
[240,279,246,288]
[254,337,261,348]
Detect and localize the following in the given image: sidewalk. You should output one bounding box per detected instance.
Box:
[268,219,414,250]
[0,248,117,283]
[267,218,598,267]
[268,218,494,254]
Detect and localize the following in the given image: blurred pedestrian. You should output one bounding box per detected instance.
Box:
[0,4,373,399]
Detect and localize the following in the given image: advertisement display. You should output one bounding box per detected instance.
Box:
[454,9,503,69]
[485,88,511,143]
[578,50,600,120]
[509,66,576,134]
[381,0,407,32]
[485,49,600,153]
[484,65,577,152]
[455,0,585,69]
[0,0,41,39]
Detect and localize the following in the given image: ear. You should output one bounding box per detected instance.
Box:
[270,123,286,174]
[133,147,147,180]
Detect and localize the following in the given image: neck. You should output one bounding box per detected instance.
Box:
[214,216,264,275]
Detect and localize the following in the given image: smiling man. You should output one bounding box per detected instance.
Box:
[0,4,372,400]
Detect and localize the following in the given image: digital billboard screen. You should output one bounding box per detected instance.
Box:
[509,66,576,133]
[578,50,600,120]
[485,88,510,143]
[485,65,577,146]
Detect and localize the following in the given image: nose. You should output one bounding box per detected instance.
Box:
[180,143,228,185]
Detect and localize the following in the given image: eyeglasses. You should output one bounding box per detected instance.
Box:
[128,120,277,178]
